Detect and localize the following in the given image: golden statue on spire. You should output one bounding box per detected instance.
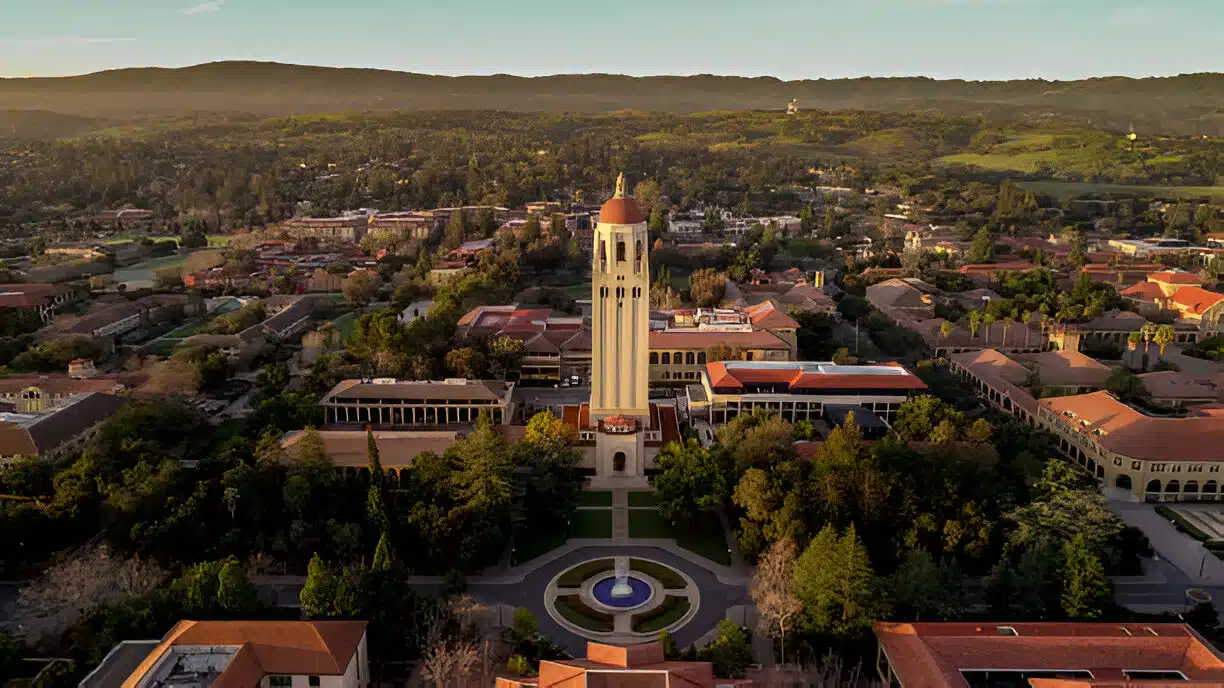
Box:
[615,172,626,198]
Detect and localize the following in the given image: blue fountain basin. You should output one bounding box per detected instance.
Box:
[591,575,652,608]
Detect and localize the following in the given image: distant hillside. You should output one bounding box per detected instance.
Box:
[2,61,1224,135]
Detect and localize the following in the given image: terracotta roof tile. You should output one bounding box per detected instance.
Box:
[1040,392,1224,462]
[649,330,789,350]
[1149,271,1204,285]
[1170,286,1224,315]
[1120,282,1168,301]
[744,301,800,330]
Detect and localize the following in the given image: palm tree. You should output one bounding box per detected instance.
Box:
[1022,309,1033,348]
[968,310,982,341]
[1155,325,1176,357]
[1002,314,1016,349]
[1141,322,1157,355]
[983,313,997,347]
[940,320,953,342]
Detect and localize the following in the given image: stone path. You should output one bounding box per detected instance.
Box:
[613,490,629,541]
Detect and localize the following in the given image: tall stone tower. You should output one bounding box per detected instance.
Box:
[590,173,650,423]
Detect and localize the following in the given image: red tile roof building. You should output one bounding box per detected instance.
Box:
[688,360,926,426]
[874,622,1224,687]
[93,620,368,688]
[1037,391,1224,500]
[498,640,750,688]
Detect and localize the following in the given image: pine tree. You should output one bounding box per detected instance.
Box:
[371,531,396,571]
[367,482,390,532]
[968,227,994,263]
[1061,534,1111,619]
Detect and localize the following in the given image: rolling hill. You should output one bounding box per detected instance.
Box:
[2,61,1224,135]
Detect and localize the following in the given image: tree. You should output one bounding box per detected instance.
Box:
[982,312,996,346]
[371,531,396,571]
[368,481,389,531]
[822,206,837,238]
[1154,324,1176,357]
[792,524,882,637]
[967,227,994,263]
[445,346,488,379]
[939,321,953,341]
[706,343,744,363]
[342,270,382,305]
[1141,322,1157,356]
[487,335,525,380]
[752,537,803,665]
[929,419,958,445]
[894,396,962,442]
[217,558,258,613]
[698,620,754,679]
[634,179,662,217]
[649,206,668,239]
[1061,534,1111,619]
[653,439,731,528]
[965,418,992,444]
[300,552,337,619]
[443,209,466,250]
[831,347,857,365]
[967,310,982,340]
[689,268,728,307]
[888,549,962,621]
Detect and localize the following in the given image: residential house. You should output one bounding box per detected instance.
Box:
[0,283,72,323]
[366,211,433,240]
[1169,286,1224,331]
[81,620,368,688]
[279,216,369,245]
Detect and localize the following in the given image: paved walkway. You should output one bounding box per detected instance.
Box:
[1108,500,1224,585]
[612,490,629,541]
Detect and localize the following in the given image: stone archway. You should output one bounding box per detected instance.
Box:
[613,452,626,473]
[1146,479,1161,493]
[1116,474,1132,490]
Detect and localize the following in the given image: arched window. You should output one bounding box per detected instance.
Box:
[617,240,626,262]
[697,352,707,364]
[661,352,671,364]
[686,352,695,365]
[1185,481,1200,493]
[1146,480,1161,493]
[613,452,627,473]
[635,240,643,273]
[598,241,607,271]
[1166,480,1180,493]
[649,352,658,364]
[1116,475,1132,490]
[1205,481,1218,493]
[745,351,755,361]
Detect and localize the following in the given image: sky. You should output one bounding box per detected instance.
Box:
[1,0,1222,80]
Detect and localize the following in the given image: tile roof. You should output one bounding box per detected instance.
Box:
[0,374,126,397]
[123,620,367,688]
[1170,286,1224,315]
[1119,281,1168,301]
[1137,371,1220,402]
[1011,350,1111,389]
[0,392,126,457]
[0,283,59,308]
[874,621,1224,687]
[320,378,512,403]
[705,361,927,393]
[948,350,1039,417]
[1040,392,1224,462]
[649,329,790,350]
[957,261,1035,274]
[743,301,800,330]
[1149,271,1204,285]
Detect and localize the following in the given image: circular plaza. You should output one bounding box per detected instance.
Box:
[544,555,700,641]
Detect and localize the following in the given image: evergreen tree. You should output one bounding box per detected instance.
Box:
[1061,534,1111,619]
[823,206,837,238]
[443,209,466,250]
[967,227,994,263]
[371,531,396,571]
[217,558,258,613]
[367,482,389,532]
[648,206,667,238]
[793,524,883,636]
[300,553,336,619]
[367,429,382,485]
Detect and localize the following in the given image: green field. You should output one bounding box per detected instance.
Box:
[570,509,613,538]
[627,491,657,507]
[562,282,592,299]
[1017,180,1224,201]
[112,253,190,283]
[577,491,613,507]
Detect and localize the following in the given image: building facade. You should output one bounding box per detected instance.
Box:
[688,360,927,426]
[320,378,515,427]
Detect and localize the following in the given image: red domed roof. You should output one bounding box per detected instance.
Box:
[599,197,645,225]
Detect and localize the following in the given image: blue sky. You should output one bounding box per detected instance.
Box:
[1,0,1222,80]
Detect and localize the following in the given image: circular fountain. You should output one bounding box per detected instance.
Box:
[591,575,653,609]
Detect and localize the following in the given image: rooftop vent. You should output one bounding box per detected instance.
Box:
[997,626,1019,636]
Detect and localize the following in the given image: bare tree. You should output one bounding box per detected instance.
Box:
[15,545,167,646]
[751,537,804,666]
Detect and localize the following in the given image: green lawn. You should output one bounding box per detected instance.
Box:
[628,509,732,565]
[631,596,692,633]
[1017,180,1224,202]
[562,282,592,299]
[570,509,613,538]
[578,491,613,507]
[627,491,658,507]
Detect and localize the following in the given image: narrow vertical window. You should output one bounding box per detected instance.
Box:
[616,240,626,262]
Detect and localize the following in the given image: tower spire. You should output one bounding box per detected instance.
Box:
[615,172,626,198]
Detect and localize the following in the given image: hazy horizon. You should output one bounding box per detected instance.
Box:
[3,0,1222,81]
